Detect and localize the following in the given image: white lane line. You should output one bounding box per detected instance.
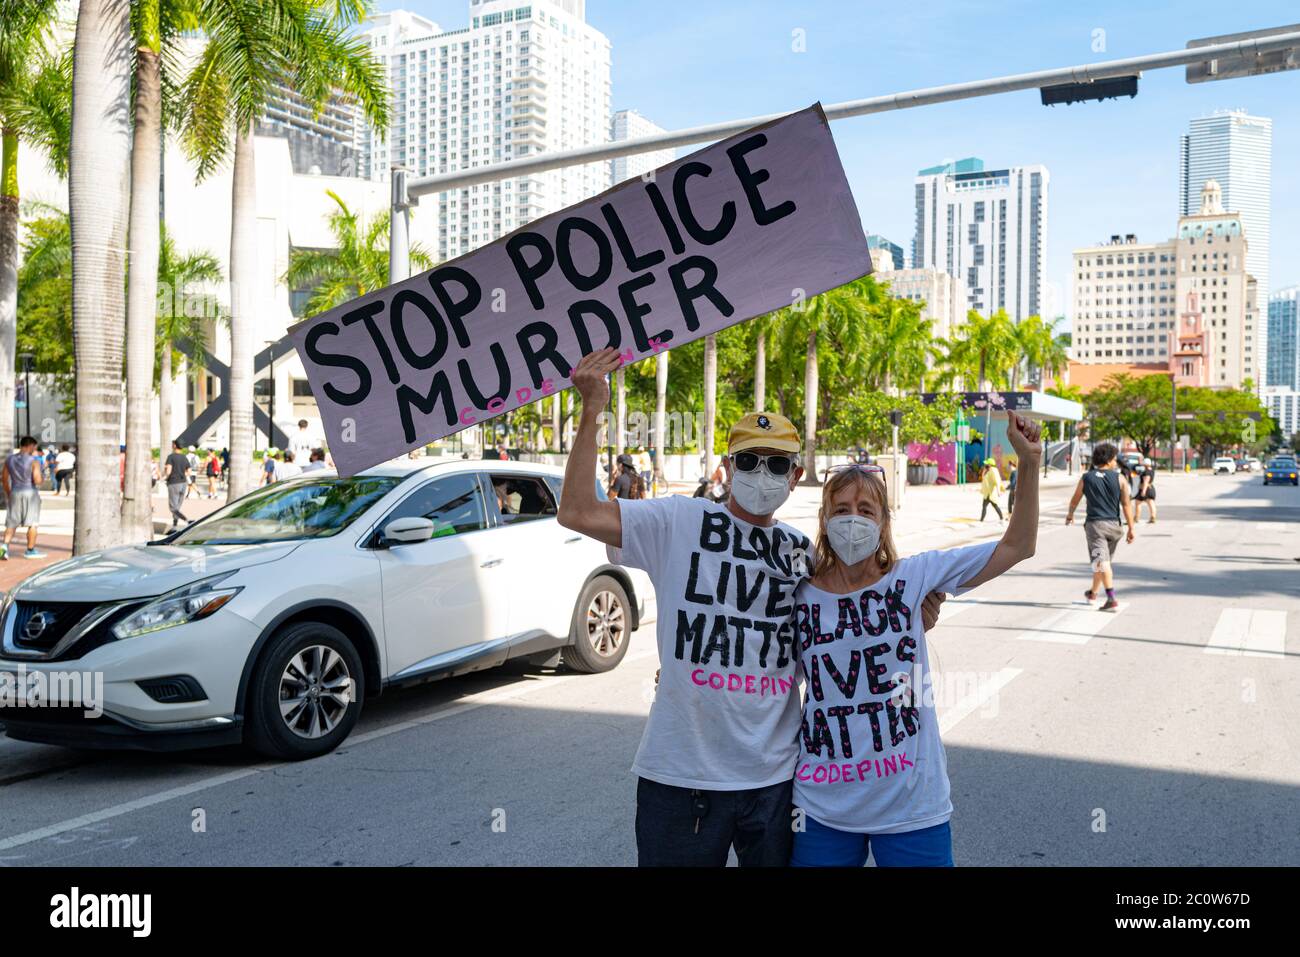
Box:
[0,648,659,853]
[936,596,986,624]
[1014,603,1127,645]
[1204,609,1287,658]
[936,667,1022,734]
[1186,520,1218,529]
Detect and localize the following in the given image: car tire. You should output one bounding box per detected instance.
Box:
[245,622,365,760]
[563,574,632,674]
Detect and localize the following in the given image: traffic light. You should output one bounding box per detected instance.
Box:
[1040,75,1138,106]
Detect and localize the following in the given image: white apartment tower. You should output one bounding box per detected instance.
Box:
[610,109,674,184]
[1180,110,1272,389]
[357,2,612,261]
[912,157,1048,323]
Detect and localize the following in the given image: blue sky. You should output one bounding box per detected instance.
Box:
[395,0,1299,328]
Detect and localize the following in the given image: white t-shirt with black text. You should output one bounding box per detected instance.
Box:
[792,541,997,833]
[609,495,812,791]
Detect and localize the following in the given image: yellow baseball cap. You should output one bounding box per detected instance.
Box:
[728,412,801,455]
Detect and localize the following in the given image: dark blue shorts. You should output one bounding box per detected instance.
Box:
[790,814,953,867]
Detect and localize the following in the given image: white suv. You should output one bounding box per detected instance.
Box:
[0,460,652,759]
[1212,456,1236,474]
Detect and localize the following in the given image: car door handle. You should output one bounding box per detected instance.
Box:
[564,536,582,543]
[480,557,504,568]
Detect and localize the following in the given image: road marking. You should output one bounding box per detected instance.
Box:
[0,648,659,854]
[1186,520,1218,529]
[936,667,1022,734]
[936,596,986,624]
[1014,603,1127,644]
[1204,609,1287,658]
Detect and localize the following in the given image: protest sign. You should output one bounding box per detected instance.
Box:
[290,102,871,475]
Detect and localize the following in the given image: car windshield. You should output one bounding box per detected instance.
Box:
[1268,458,1295,467]
[169,476,401,545]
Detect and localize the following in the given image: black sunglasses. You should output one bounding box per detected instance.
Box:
[731,451,796,477]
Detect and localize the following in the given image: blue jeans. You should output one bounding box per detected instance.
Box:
[790,815,953,867]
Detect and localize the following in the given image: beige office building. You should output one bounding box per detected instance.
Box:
[1071,181,1258,391]
[872,251,969,341]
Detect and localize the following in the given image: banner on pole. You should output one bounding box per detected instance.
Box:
[290,103,871,475]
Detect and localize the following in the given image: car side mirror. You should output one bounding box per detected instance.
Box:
[382,516,436,546]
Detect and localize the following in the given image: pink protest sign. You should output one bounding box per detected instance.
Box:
[290,103,871,475]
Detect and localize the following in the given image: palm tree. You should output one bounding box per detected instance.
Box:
[943,309,1017,393]
[0,0,63,460]
[68,0,134,554]
[284,191,432,315]
[123,0,198,540]
[864,294,933,395]
[155,231,222,456]
[179,0,388,500]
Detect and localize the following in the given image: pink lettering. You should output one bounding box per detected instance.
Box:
[649,336,667,353]
[812,765,828,784]
[828,764,840,784]
[796,763,812,782]
[760,677,771,695]
[727,673,742,692]
[884,755,898,776]
[540,378,556,395]
[459,407,477,425]
[744,675,756,694]
[515,387,532,404]
[691,669,707,686]
[708,673,724,690]
[898,751,914,770]
[857,760,874,780]
[486,396,506,413]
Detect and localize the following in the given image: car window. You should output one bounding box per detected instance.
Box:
[384,473,488,539]
[171,476,401,545]
[541,474,609,505]
[489,474,558,524]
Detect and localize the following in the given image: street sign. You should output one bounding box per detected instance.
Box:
[1175,412,1196,421]
[1186,25,1300,83]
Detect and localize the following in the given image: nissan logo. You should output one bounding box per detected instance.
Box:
[23,611,53,641]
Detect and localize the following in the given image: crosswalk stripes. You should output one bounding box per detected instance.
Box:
[1204,608,1287,658]
[936,595,986,624]
[1013,602,1127,645]
[1185,520,1218,529]
[936,667,1022,734]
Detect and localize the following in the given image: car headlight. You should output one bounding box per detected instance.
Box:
[112,573,242,640]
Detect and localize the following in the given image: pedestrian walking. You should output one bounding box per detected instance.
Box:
[185,447,199,498]
[555,347,948,868]
[1135,456,1157,524]
[53,444,76,496]
[607,453,644,500]
[979,457,1005,523]
[163,440,192,532]
[275,450,302,481]
[262,450,279,486]
[2,436,47,560]
[1065,441,1136,612]
[204,450,222,498]
[788,411,1042,867]
[44,447,58,490]
[1006,458,1018,516]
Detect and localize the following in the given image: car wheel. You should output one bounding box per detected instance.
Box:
[563,574,631,674]
[245,622,365,760]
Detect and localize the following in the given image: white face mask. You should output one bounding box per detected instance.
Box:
[729,467,793,516]
[825,514,881,567]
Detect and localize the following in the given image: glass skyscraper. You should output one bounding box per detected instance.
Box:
[1268,287,1299,390]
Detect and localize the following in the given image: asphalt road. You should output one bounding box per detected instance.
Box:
[0,470,1296,866]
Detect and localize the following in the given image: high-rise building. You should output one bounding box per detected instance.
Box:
[866,233,904,271]
[1262,388,1299,439]
[1267,287,1299,390]
[1072,182,1259,391]
[912,156,1048,323]
[1179,110,1272,387]
[610,109,673,184]
[1071,234,1177,363]
[356,2,612,261]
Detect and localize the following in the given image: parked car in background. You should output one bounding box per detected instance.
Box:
[0,460,654,760]
[1212,456,1237,474]
[1243,457,1261,472]
[1263,457,1299,486]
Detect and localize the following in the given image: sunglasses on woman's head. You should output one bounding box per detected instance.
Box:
[825,463,887,481]
[731,451,796,476]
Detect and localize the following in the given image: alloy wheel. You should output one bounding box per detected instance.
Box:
[278,645,354,739]
[585,590,626,658]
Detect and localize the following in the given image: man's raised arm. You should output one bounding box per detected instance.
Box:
[557,348,624,548]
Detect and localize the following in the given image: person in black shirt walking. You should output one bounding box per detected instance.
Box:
[1065,442,1135,612]
[163,440,192,533]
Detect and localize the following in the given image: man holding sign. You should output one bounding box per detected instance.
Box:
[560,351,949,866]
